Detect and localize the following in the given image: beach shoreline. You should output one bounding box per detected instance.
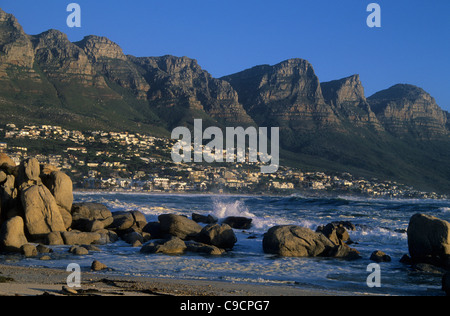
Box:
[0,263,364,297]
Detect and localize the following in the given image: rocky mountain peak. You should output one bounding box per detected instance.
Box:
[0,8,35,69]
[222,59,338,135]
[321,74,366,105]
[129,55,254,126]
[75,35,127,62]
[368,84,448,138]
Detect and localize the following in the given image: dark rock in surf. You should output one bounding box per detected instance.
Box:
[140,236,187,254]
[196,223,237,249]
[223,216,252,230]
[192,213,218,224]
[263,225,360,259]
[158,214,202,240]
[370,250,391,263]
[407,213,450,267]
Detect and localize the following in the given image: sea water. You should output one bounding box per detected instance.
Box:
[8,192,450,296]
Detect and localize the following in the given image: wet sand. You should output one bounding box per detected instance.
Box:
[0,264,361,296]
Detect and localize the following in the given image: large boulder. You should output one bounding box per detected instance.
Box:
[61,231,102,245]
[407,213,450,264]
[158,214,202,240]
[0,153,16,168]
[223,216,252,230]
[192,213,218,224]
[71,203,113,231]
[316,222,350,245]
[0,216,28,252]
[42,170,73,213]
[185,241,225,255]
[17,158,41,189]
[196,224,237,249]
[109,210,147,234]
[263,225,360,259]
[140,236,187,254]
[0,174,19,220]
[263,225,335,257]
[21,184,66,240]
[142,221,162,239]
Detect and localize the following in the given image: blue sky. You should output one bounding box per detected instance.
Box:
[2,0,449,110]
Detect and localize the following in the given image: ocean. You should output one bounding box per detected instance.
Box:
[6,192,450,296]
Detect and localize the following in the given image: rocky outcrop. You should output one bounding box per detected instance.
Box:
[368,84,448,139]
[129,55,254,126]
[407,213,450,266]
[262,225,360,259]
[140,236,187,255]
[31,29,99,85]
[158,214,202,240]
[223,216,252,230]
[75,35,150,99]
[21,184,67,240]
[316,222,351,245]
[0,9,35,70]
[222,59,339,131]
[0,216,28,252]
[196,224,237,250]
[321,75,382,130]
[0,153,16,167]
[71,202,113,231]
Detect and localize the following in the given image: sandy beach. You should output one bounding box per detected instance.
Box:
[0,264,362,297]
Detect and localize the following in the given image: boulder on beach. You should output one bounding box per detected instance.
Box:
[72,203,112,221]
[316,222,351,245]
[263,225,335,257]
[41,170,73,213]
[223,216,252,230]
[21,243,38,257]
[263,225,360,259]
[142,221,162,239]
[45,231,64,245]
[0,153,16,168]
[69,245,89,255]
[158,214,202,240]
[0,216,28,252]
[185,241,225,255]
[109,210,147,234]
[192,213,218,224]
[21,184,66,240]
[140,236,187,254]
[91,260,108,271]
[0,174,19,220]
[17,158,41,189]
[62,231,101,245]
[407,213,450,264]
[370,250,391,263]
[196,223,237,250]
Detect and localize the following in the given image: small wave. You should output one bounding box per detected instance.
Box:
[212,200,255,219]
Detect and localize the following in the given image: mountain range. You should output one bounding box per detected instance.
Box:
[1,8,450,193]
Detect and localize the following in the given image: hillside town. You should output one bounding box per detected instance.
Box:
[0,123,445,199]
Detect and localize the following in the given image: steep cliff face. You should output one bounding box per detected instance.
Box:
[129,55,254,126]
[321,75,382,130]
[0,9,35,70]
[222,59,339,131]
[31,30,103,86]
[75,36,150,99]
[368,84,448,139]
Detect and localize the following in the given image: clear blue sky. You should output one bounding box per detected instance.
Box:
[2,0,450,110]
